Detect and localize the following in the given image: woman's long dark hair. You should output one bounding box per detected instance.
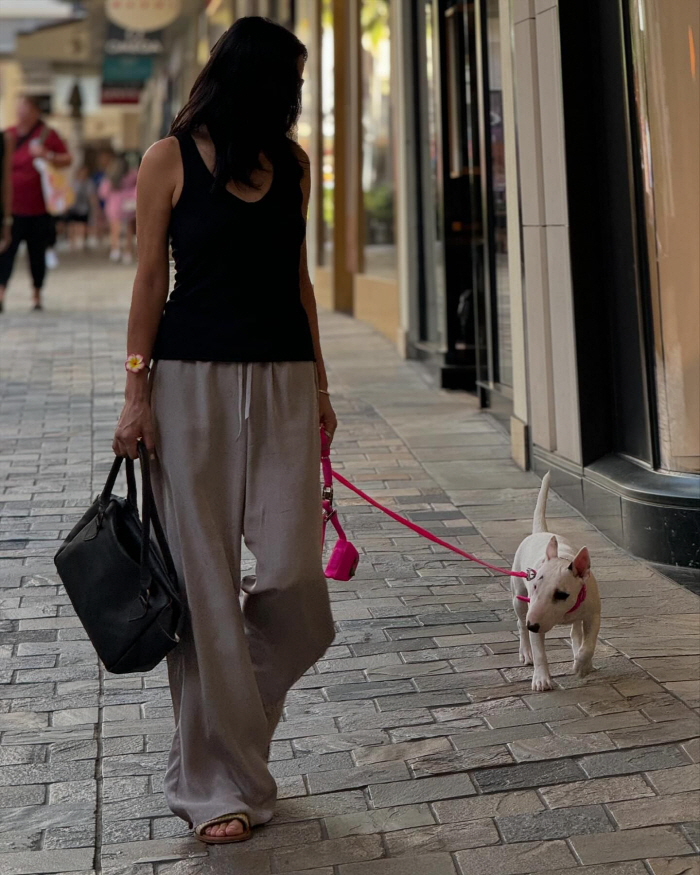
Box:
[170,17,307,189]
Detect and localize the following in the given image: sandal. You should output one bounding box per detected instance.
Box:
[194,811,252,844]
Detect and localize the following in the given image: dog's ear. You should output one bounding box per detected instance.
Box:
[546,536,559,560]
[572,546,590,578]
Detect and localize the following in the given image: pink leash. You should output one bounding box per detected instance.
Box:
[321,430,534,581]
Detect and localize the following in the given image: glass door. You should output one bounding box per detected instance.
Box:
[437,0,482,389]
[472,0,513,399]
[415,0,447,349]
[483,0,512,388]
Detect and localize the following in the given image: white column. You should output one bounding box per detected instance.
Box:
[499,0,529,466]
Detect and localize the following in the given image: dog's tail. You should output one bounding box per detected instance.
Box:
[533,472,551,534]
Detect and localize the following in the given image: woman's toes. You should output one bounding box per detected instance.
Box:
[203,819,245,838]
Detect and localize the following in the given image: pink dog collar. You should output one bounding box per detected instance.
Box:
[517,584,587,614]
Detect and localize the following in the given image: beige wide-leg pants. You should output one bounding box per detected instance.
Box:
[148,360,335,829]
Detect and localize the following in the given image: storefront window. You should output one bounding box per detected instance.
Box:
[486,0,511,387]
[361,0,396,278]
[321,0,334,264]
[629,0,699,473]
[423,0,446,347]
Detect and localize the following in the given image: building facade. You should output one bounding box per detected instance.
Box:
[11,0,692,565]
[288,0,699,568]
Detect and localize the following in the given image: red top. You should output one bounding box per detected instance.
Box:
[9,123,68,216]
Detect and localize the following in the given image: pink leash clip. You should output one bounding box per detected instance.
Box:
[321,429,360,581]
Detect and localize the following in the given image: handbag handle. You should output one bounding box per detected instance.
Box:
[136,443,179,591]
[99,445,179,592]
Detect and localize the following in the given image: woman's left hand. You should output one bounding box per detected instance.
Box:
[319,393,337,444]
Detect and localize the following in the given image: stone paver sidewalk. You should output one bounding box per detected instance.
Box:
[0,254,698,875]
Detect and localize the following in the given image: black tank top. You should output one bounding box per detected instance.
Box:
[152,133,315,363]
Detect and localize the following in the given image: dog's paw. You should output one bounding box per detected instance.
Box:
[519,647,533,665]
[532,669,554,691]
[574,658,594,677]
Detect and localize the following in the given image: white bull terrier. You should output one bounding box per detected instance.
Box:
[511,473,601,691]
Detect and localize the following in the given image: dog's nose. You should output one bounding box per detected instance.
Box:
[527,622,540,633]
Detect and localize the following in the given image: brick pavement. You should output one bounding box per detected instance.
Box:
[0,254,698,875]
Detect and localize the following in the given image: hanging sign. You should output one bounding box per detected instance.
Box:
[102,55,153,82]
[105,0,181,31]
[101,83,142,104]
[105,24,164,55]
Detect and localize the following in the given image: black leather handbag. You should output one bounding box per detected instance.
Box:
[54,442,187,674]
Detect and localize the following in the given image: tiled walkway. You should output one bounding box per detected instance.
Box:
[0,254,698,875]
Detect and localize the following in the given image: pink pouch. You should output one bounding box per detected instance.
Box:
[321,429,360,581]
[324,513,360,580]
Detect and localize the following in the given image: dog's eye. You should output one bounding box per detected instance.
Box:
[554,590,569,601]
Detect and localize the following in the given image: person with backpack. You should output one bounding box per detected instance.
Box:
[0,95,71,312]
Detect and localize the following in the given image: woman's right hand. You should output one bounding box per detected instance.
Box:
[113,399,155,460]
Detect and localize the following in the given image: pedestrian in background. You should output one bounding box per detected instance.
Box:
[98,153,138,264]
[0,127,13,255]
[112,16,336,845]
[0,95,71,312]
[65,164,97,251]
[88,147,113,249]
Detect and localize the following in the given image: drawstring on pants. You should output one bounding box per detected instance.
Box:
[236,363,253,439]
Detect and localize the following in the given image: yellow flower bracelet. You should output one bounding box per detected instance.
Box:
[125,354,149,373]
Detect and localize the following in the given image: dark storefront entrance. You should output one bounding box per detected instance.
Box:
[538,0,700,568]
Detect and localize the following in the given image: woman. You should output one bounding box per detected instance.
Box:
[112,17,336,844]
[0,95,70,311]
[0,127,13,255]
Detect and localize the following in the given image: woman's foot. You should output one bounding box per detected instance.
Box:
[203,819,246,839]
[32,299,43,311]
[194,812,252,844]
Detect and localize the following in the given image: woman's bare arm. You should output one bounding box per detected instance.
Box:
[296,145,337,439]
[113,137,181,458]
[48,152,71,169]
